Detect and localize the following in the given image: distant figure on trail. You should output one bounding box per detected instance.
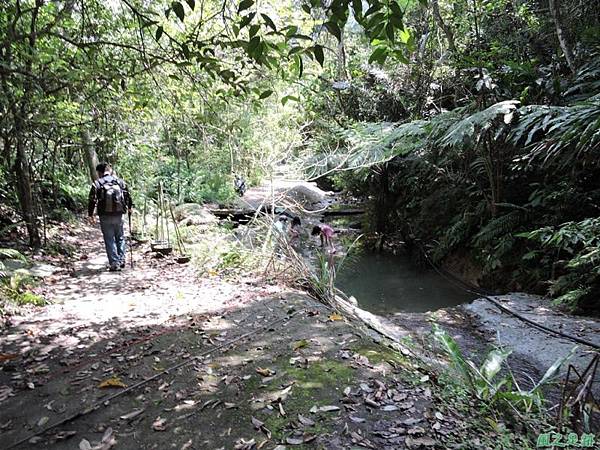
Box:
[234,174,246,196]
[88,162,133,272]
[312,223,335,252]
[289,216,302,248]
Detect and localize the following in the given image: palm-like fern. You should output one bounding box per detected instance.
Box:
[437,100,520,150]
[510,97,600,168]
[305,120,429,177]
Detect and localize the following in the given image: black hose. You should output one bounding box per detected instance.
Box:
[417,243,600,351]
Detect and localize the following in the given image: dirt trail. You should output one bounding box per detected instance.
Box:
[0,223,493,450]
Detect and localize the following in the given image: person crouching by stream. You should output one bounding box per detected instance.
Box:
[312,223,335,253]
[87,162,133,272]
[289,216,301,246]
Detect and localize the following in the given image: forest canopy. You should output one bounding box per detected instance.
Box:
[1,0,599,311]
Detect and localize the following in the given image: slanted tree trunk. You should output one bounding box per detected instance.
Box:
[81,129,99,182]
[337,28,348,81]
[549,0,576,73]
[431,0,457,54]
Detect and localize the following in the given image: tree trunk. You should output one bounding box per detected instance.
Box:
[14,133,41,248]
[549,0,576,73]
[81,129,99,182]
[337,28,348,80]
[431,0,457,54]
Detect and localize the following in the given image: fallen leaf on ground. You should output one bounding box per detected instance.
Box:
[319,405,340,412]
[407,426,426,435]
[255,367,275,377]
[120,409,144,420]
[293,339,309,351]
[328,312,343,321]
[152,417,167,431]
[53,430,77,441]
[298,414,315,426]
[310,405,340,413]
[37,416,49,427]
[349,415,366,423]
[251,416,264,429]
[405,436,436,448]
[234,438,256,449]
[98,377,126,389]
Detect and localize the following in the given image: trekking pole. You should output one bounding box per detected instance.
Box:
[128,211,134,268]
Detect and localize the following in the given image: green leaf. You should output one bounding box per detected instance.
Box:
[238,0,254,13]
[480,349,511,383]
[249,24,260,38]
[155,26,164,42]
[323,21,342,41]
[261,13,277,31]
[399,27,411,44]
[281,95,299,106]
[172,2,185,22]
[239,12,255,29]
[181,43,190,59]
[531,346,578,392]
[185,0,195,10]
[390,1,403,18]
[432,324,474,389]
[259,90,273,99]
[368,46,388,64]
[248,36,260,55]
[392,49,409,64]
[364,3,382,17]
[285,26,299,38]
[288,46,303,56]
[385,22,395,42]
[313,44,324,67]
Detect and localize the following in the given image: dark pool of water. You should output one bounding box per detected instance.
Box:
[336,252,476,314]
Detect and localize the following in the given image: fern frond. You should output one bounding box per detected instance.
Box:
[472,210,525,247]
[438,101,520,149]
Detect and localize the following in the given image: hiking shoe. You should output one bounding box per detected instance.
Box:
[109,266,121,272]
[119,261,126,269]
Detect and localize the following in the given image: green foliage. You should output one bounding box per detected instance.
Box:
[433,324,576,415]
[306,51,600,310]
[0,249,27,278]
[518,218,600,311]
[1,270,46,312]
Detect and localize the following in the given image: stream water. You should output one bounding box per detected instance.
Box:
[336,251,476,314]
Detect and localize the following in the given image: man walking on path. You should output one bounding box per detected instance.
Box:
[87,162,133,271]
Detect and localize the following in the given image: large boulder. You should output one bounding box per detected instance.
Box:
[282,183,326,207]
[174,203,218,226]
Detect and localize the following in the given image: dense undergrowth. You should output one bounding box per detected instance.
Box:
[300,2,600,315]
